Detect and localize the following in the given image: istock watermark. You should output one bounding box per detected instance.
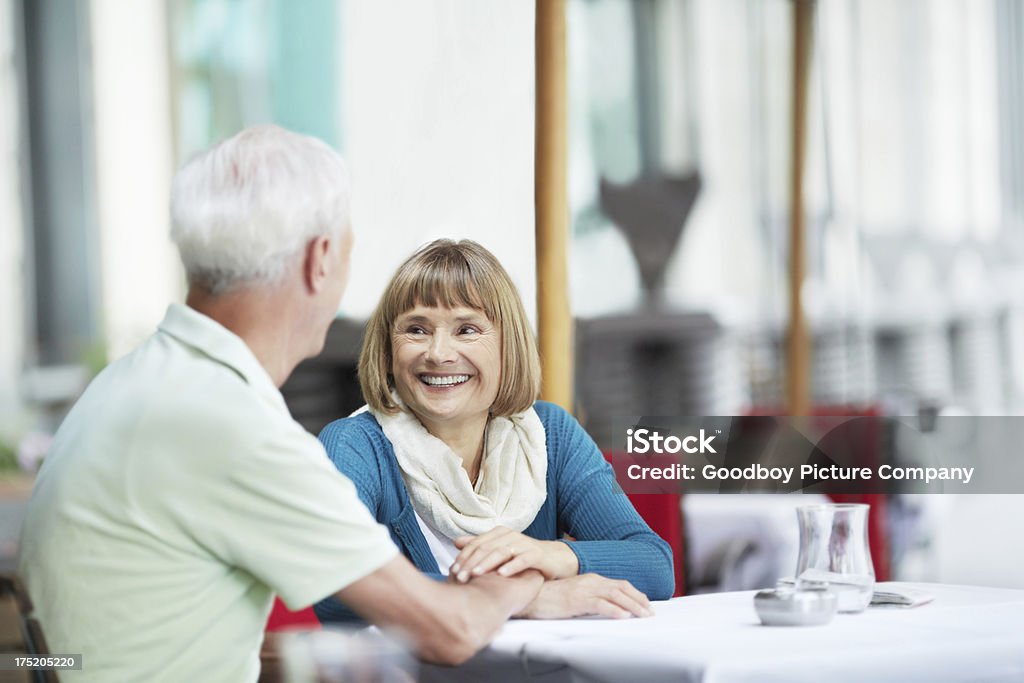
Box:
[626,428,718,454]
[603,415,1020,494]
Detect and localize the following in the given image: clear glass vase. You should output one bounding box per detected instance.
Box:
[795,503,874,613]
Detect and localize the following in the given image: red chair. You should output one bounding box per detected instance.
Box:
[603,451,686,597]
[745,404,891,581]
[625,492,686,597]
[809,407,890,581]
[266,599,321,632]
[827,492,889,581]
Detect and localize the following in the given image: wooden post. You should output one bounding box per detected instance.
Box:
[787,0,814,416]
[535,0,572,411]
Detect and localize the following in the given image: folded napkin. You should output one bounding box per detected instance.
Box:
[871,585,935,608]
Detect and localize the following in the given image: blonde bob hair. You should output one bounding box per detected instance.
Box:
[359,239,541,416]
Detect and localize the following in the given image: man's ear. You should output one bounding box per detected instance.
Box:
[303,235,332,293]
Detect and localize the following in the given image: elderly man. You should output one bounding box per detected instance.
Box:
[18,125,541,682]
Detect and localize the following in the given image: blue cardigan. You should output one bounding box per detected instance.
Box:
[314,401,675,623]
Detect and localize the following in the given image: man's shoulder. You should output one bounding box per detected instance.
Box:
[81,332,286,453]
[101,328,253,394]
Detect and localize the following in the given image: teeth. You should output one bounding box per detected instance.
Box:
[421,375,470,386]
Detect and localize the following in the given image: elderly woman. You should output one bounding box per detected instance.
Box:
[314,239,674,623]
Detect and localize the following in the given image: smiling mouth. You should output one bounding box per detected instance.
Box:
[419,374,471,387]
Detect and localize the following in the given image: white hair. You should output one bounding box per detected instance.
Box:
[170,125,351,294]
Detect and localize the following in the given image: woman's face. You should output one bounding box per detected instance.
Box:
[391,304,502,434]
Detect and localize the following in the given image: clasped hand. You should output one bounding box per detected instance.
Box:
[450,526,578,583]
[517,574,654,619]
[449,527,654,619]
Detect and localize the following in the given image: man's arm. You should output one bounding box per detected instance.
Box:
[336,555,542,666]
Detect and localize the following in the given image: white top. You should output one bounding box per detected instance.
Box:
[413,510,459,575]
[438,582,1024,683]
[18,304,398,683]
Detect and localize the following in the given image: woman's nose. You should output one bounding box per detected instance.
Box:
[425,331,457,364]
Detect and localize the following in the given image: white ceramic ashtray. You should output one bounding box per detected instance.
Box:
[754,585,837,626]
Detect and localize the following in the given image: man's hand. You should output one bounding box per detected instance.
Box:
[515,574,654,620]
[337,556,543,666]
[451,526,579,582]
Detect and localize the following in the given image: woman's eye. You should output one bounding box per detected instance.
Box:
[459,325,479,335]
[406,325,427,335]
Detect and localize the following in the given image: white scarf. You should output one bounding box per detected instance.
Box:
[365,398,548,539]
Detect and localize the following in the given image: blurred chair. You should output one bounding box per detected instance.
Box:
[281,318,366,436]
[266,599,320,633]
[685,493,831,593]
[743,322,877,410]
[0,573,59,682]
[576,312,744,448]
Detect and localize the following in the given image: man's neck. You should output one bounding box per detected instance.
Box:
[186,286,302,388]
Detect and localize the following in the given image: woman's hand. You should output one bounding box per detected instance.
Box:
[451,526,579,582]
[516,574,654,619]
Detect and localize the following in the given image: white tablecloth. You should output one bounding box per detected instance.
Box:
[422,583,1024,683]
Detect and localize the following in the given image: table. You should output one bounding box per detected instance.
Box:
[421,583,1024,683]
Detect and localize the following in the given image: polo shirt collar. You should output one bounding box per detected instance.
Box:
[157,303,288,412]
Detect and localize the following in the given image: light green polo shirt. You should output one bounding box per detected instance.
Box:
[19,304,398,682]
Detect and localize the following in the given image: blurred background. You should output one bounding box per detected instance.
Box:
[2,0,1024,595]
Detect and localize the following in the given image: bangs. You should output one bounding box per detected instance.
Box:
[384,248,497,322]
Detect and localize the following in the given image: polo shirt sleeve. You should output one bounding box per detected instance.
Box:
[177,416,399,610]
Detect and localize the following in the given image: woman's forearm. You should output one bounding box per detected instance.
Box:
[563,537,675,599]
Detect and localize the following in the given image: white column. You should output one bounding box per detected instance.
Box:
[0,0,28,436]
[90,0,183,361]
[339,0,536,325]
